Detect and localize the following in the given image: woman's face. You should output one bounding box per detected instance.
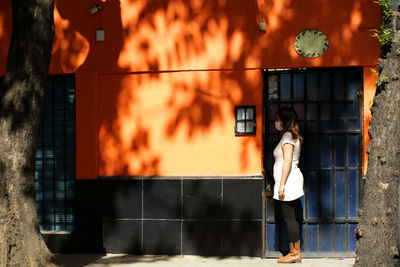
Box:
[275,114,283,131]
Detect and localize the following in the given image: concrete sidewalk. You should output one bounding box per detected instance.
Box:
[56,254,355,267]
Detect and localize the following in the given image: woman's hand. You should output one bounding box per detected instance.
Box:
[278,184,285,199]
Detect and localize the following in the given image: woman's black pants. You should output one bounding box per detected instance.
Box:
[276,198,302,244]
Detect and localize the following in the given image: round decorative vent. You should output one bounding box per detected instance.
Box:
[294,29,329,58]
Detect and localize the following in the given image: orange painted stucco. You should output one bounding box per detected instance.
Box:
[0,0,381,179]
[97,70,262,176]
[363,67,378,176]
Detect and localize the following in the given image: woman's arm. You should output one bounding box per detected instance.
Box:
[278,143,294,199]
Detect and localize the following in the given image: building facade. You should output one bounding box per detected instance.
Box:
[0,0,380,257]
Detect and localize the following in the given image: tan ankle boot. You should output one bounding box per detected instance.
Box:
[294,241,302,262]
[277,241,301,263]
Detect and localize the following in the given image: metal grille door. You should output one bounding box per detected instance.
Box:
[263,68,362,256]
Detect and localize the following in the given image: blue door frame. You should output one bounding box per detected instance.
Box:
[262,67,363,257]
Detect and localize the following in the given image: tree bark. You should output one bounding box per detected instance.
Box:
[0,0,58,266]
[355,11,400,267]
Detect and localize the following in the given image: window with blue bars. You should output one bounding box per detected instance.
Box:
[35,75,75,231]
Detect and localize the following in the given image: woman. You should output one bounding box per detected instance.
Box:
[273,106,304,264]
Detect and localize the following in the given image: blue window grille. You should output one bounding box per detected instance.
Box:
[35,75,76,231]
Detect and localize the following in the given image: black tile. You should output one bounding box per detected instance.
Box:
[223,179,263,219]
[102,179,142,219]
[221,221,262,257]
[103,219,142,254]
[50,219,104,253]
[74,180,102,220]
[143,220,181,255]
[43,233,72,253]
[183,179,222,219]
[183,221,221,256]
[143,180,181,219]
[74,217,102,234]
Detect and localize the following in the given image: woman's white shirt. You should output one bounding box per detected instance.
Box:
[273,132,304,201]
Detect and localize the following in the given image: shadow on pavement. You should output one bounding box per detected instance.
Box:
[55,254,105,267]
[56,254,177,267]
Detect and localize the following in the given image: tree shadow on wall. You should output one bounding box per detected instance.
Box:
[94,0,265,175]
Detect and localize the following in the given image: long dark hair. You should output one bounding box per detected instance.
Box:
[277,106,303,143]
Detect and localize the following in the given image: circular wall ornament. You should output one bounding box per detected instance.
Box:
[294,29,329,58]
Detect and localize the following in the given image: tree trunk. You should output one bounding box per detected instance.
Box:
[0,0,57,266]
[355,11,400,267]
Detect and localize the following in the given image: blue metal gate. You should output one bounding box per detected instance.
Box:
[263,68,362,256]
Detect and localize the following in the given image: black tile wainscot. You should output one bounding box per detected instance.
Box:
[43,177,263,257]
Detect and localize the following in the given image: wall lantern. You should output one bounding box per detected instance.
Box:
[235,106,256,135]
[89,4,105,42]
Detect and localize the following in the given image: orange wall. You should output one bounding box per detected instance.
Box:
[258,0,381,68]
[97,70,262,176]
[363,67,378,176]
[0,0,381,179]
